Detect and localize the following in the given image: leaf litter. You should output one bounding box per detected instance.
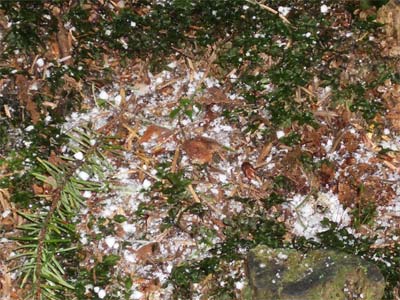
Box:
[2,1,400,299]
[56,59,400,298]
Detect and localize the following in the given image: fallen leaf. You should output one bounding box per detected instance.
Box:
[338,181,356,205]
[32,184,44,195]
[139,125,173,144]
[44,176,58,190]
[241,161,256,180]
[15,74,40,124]
[387,103,400,131]
[48,150,64,165]
[56,17,72,63]
[0,216,14,230]
[256,142,272,166]
[0,189,24,229]
[182,136,221,164]
[133,82,151,96]
[196,87,230,105]
[318,162,335,185]
[134,242,159,262]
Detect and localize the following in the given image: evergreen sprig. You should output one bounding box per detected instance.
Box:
[12,126,114,300]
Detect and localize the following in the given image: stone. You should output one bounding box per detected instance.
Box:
[245,245,385,300]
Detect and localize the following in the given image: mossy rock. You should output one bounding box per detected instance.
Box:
[246,245,385,300]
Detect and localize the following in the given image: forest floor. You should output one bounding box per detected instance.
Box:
[0,1,400,300]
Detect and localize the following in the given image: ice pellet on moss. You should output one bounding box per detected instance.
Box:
[235,280,245,290]
[277,252,288,260]
[320,4,329,14]
[276,130,285,139]
[36,58,45,67]
[278,6,291,16]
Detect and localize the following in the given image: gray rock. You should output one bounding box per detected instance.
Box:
[245,245,385,300]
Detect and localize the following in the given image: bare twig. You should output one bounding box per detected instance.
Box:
[245,0,292,25]
[188,184,201,203]
[171,145,180,173]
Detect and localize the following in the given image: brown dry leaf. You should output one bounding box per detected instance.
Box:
[159,85,174,96]
[132,82,150,97]
[0,189,23,229]
[256,142,272,166]
[319,162,335,185]
[48,150,64,165]
[362,177,395,205]
[196,87,230,105]
[142,280,161,298]
[387,102,400,131]
[48,37,61,60]
[15,74,40,124]
[0,216,14,230]
[133,5,152,15]
[0,189,11,211]
[56,17,72,62]
[0,263,12,300]
[62,74,82,92]
[182,136,221,164]
[32,184,44,195]
[44,176,58,190]
[241,161,256,180]
[139,125,173,144]
[341,131,359,153]
[123,124,140,151]
[377,0,400,57]
[134,242,159,262]
[171,146,180,173]
[338,181,357,205]
[203,106,219,125]
[31,180,55,200]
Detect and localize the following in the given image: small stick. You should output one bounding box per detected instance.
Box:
[329,129,346,153]
[188,184,201,203]
[189,185,224,215]
[171,146,180,173]
[245,0,292,25]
